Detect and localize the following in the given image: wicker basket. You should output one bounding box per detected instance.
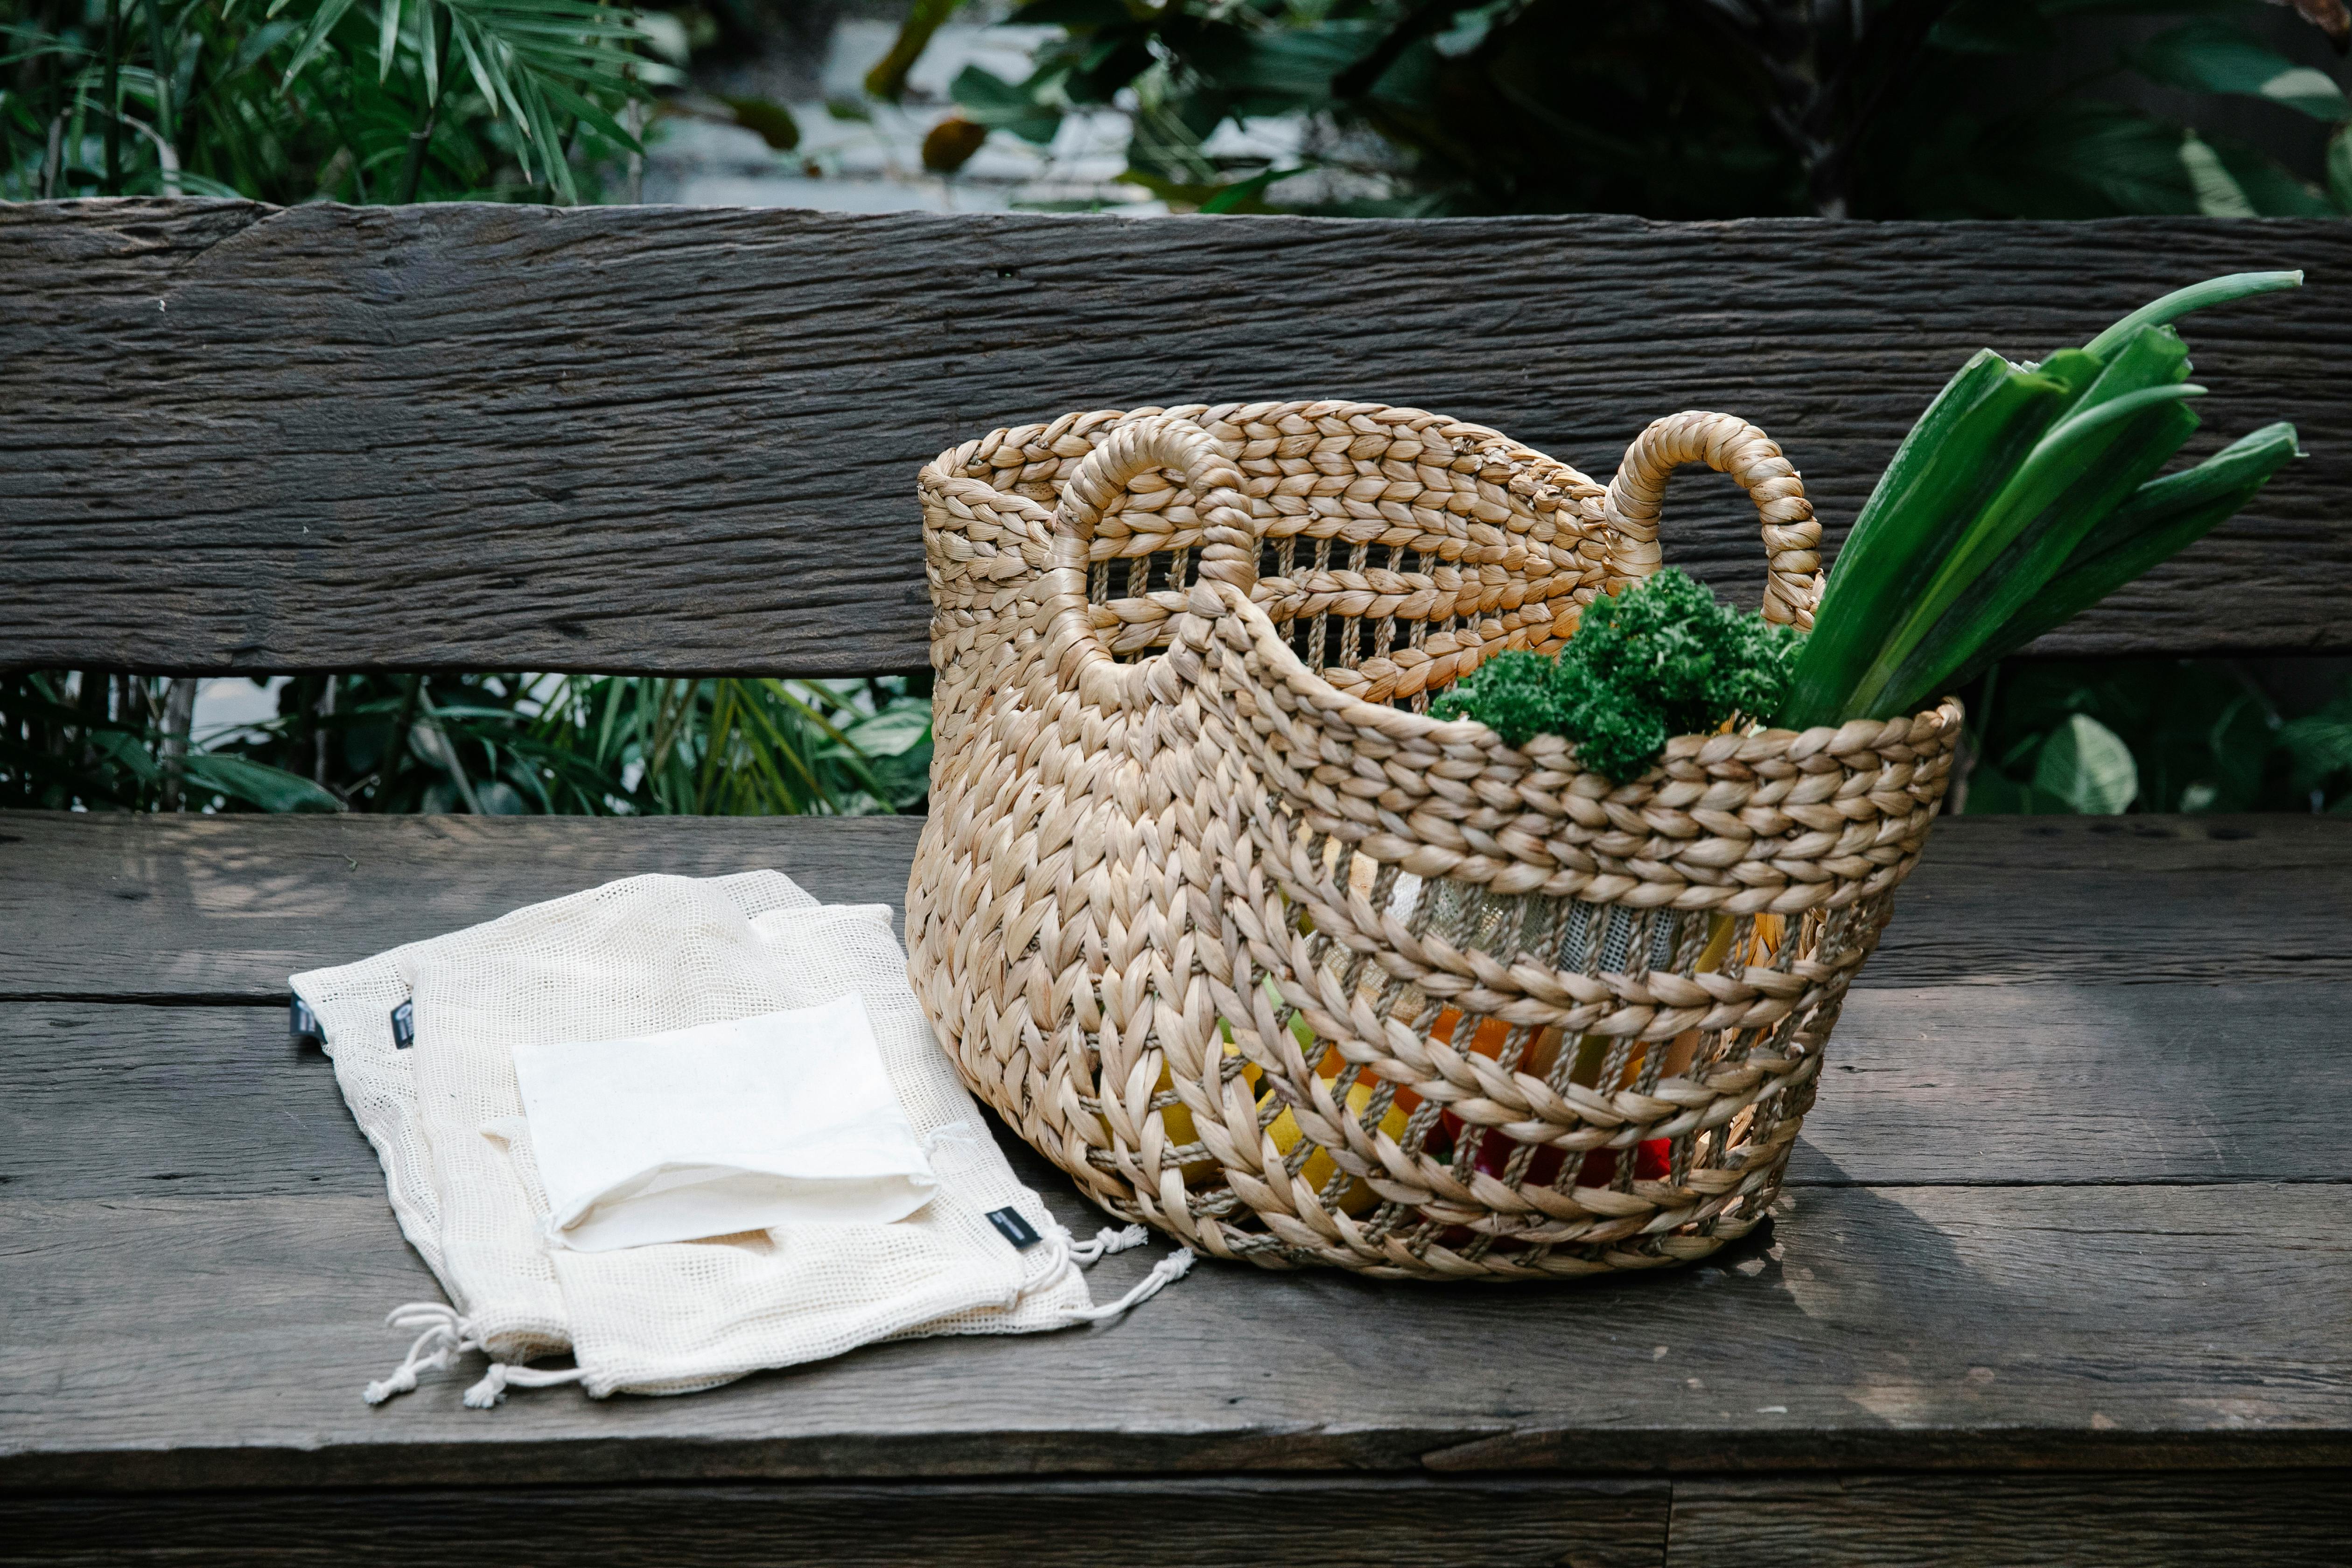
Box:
[910,402,1960,1280]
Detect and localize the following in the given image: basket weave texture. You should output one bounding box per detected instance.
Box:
[910,402,1960,1279]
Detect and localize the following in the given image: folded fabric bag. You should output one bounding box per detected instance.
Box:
[513,994,943,1253]
[291,870,1187,1407]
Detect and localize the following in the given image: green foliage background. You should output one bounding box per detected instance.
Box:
[948,0,2352,218]
[2,0,665,201]
[0,672,935,816]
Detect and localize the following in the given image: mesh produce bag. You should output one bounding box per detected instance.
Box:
[292,871,1186,1407]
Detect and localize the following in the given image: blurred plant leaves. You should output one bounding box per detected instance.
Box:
[868,0,967,101]
[920,114,989,172]
[1960,659,2352,817]
[6,0,656,203]
[1,672,933,818]
[2033,713,2142,812]
[840,703,934,758]
[2136,19,2352,117]
[933,0,2352,217]
[718,95,800,151]
[180,754,347,812]
[950,63,1064,143]
[2281,690,2352,800]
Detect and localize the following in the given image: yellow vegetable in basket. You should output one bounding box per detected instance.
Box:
[1261,1072,1411,1217]
[1119,1041,1261,1182]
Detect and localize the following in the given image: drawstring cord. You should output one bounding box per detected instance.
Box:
[462,1358,586,1409]
[1070,1221,1149,1264]
[362,1302,582,1409]
[362,1303,472,1406]
[1032,1220,1194,1324]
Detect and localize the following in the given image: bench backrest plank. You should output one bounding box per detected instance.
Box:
[3,200,2345,677]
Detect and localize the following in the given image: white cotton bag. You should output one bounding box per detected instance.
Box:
[512,994,939,1253]
[291,871,1187,1407]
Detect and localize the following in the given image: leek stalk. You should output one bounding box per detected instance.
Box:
[1777,271,2305,731]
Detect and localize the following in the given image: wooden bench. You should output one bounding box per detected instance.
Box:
[4,199,2350,1566]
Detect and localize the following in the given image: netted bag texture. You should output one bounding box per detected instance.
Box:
[910,405,1959,1281]
[295,872,1091,1399]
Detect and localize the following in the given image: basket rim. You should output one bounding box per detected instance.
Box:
[1190,574,1963,783]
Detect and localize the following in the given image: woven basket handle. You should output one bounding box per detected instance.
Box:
[1048,415,1262,711]
[1604,411,1823,630]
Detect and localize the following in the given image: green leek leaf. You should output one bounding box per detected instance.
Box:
[2082,270,2302,360]
[1846,324,2206,717]
[1959,421,2302,668]
[1777,352,2071,730]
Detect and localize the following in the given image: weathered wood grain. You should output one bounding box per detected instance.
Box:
[4,1184,2346,1491]
[4,810,2346,1001]
[0,1475,1672,1568]
[7,982,2343,1200]
[5,1472,2345,1568]
[4,1473,2339,1568]
[0,810,924,1000]
[3,201,2346,675]
[1667,1470,2352,1567]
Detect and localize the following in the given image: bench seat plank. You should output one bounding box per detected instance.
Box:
[6,812,2348,1001]
[3,202,2347,676]
[0,1476,1674,1568]
[6,984,2343,1196]
[1667,1471,2352,1568]
[7,1471,2345,1568]
[3,1182,2346,1493]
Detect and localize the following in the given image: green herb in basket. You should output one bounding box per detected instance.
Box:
[1775,271,2307,730]
[1432,568,1803,781]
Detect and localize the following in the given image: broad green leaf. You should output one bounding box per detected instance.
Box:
[180,753,345,812]
[1961,764,2074,816]
[951,64,1063,142]
[1995,100,2203,216]
[2178,130,2256,217]
[2135,20,2352,120]
[2207,135,2340,217]
[842,702,933,757]
[477,779,529,814]
[2034,713,2139,814]
[1197,167,1288,213]
[1217,22,1384,105]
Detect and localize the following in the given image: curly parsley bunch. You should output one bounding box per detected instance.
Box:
[1432,569,1805,782]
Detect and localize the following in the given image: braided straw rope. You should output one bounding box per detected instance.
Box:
[911,403,1959,1279]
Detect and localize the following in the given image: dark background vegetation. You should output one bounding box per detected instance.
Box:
[4,0,2348,817]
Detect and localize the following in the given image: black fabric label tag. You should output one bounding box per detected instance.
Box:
[985,1207,1043,1250]
[289,996,323,1047]
[390,999,415,1050]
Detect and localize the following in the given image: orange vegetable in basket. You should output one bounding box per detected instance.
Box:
[1427,911,1787,1190]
